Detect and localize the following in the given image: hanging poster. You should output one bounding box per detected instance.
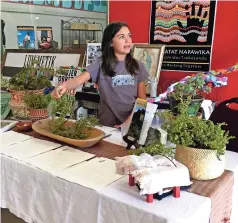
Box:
[150,0,217,72]
[86,43,102,66]
[36,27,53,49]
[17,26,35,49]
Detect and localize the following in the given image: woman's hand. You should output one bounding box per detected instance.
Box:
[114,114,132,129]
[51,82,67,99]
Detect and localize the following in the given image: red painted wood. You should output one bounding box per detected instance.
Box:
[146,194,153,203]
[173,187,180,198]
[129,174,135,186]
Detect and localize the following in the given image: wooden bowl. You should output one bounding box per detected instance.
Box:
[16,121,33,132]
[32,119,105,148]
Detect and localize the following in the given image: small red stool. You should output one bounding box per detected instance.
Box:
[128,174,181,203]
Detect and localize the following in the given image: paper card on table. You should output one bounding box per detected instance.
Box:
[26,146,95,174]
[95,126,127,147]
[1,131,32,147]
[1,138,61,160]
[56,157,124,191]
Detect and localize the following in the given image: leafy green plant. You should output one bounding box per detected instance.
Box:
[49,94,100,140]
[131,141,177,167]
[160,98,235,158]
[24,93,51,109]
[168,74,212,116]
[9,60,54,91]
[49,115,99,140]
[51,94,75,118]
[53,67,83,77]
[169,74,211,101]
[0,75,10,90]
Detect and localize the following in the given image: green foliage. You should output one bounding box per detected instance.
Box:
[9,60,53,91]
[0,75,10,89]
[169,74,211,101]
[132,141,174,157]
[49,115,100,140]
[24,93,51,109]
[131,141,176,167]
[51,94,75,118]
[54,67,68,77]
[160,99,235,157]
[49,94,100,140]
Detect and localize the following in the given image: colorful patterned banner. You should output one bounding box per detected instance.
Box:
[150,0,217,72]
[148,63,238,103]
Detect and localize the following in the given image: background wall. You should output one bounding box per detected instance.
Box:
[109,0,238,102]
[2,0,107,49]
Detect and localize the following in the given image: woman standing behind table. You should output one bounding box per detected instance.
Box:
[51,22,149,127]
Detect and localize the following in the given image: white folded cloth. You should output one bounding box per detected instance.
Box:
[115,154,192,195]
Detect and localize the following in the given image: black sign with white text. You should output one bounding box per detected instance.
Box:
[150,0,217,72]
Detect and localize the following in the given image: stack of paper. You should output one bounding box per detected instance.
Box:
[26,146,95,174]
[1,131,32,147]
[56,157,124,191]
[1,138,61,160]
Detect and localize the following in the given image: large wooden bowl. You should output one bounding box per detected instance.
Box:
[32,119,105,148]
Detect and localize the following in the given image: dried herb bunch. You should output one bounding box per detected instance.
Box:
[49,94,100,140]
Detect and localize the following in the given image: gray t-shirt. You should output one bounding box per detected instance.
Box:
[86,59,149,127]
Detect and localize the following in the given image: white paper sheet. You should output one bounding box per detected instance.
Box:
[95,126,127,147]
[26,146,95,174]
[1,138,61,160]
[1,131,32,147]
[56,157,124,191]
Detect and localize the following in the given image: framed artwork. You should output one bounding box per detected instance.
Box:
[17,26,35,49]
[2,49,85,77]
[132,44,165,80]
[149,0,217,72]
[37,27,53,49]
[86,43,102,66]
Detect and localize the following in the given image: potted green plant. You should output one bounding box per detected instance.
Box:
[24,93,51,121]
[160,99,235,180]
[168,74,212,116]
[8,60,55,118]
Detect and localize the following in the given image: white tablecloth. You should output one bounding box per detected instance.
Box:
[1,127,238,223]
[1,154,212,223]
[99,177,211,223]
[1,155,100,223]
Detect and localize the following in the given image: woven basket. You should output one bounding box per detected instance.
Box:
[175,145,225,180]
[29,108,49,121]
[9,89,44,119]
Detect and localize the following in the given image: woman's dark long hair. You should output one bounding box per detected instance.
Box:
[101,22,139,77]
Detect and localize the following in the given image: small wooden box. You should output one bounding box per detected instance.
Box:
[86,24,101,31]
[71,23,87,30]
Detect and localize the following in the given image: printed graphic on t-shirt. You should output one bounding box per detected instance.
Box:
[112,74,135,87]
